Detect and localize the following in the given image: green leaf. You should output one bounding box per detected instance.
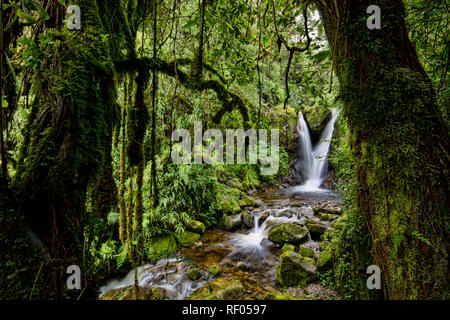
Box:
[390,234,405,257]
[5,15,18,31]
[1,95,8,108]
[318,24,324,36]
[5,53,18,86]
[16,8,38,24]
[313,49,331,63]
[2,3,12,10]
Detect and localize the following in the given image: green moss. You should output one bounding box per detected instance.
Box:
[186,220,206,234]
[319,213,339,221]
[317,249,333,273]
[299,245,315,259]
[305,219,328,239]
[238,194,256,208]
[188,268,203,281]
[282,243,295,253]
[188,278,244,300]
[145,235,177,260]
[276,251,317,288]
[176,231,201,247]
[320,241,331,251]
[268,223,309,244]
[264,291,299,300]
[216,185,241,215]
[209,265,221,276]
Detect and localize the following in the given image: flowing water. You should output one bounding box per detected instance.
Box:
[292,109,339,192]
[100,109,341,300]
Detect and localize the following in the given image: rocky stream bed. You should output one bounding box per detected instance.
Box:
[99,186,343,300]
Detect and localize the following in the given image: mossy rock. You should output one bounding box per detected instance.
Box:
[238,194,257,208]
[319,213,339,221]
[264,291,299,300]
[186,220,206,234]
[223,214,243,231]
[100,285,164,300]
[188,277,245,300]
[305,219,328,240]
[299,245,315,259]
[176,231,201,247]
[241,210,255,228]
[268,223,308,244]
[276,251,317,288]
[282,243,295,253]
[197,213,213,228]
[317,248,333,272]
[146,235,177,260]
[209,265,221,276]
[188,268,203,281]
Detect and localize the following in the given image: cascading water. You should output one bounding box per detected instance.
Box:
[293,109,339,192]
[99,258,204,300]
[226,206,316,262]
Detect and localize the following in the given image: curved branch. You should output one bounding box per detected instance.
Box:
[115,58,251,127]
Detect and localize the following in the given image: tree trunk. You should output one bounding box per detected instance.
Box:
[15,0,115,296]
[315,0,449,299]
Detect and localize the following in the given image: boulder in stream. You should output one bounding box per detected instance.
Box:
[209,265,221,276]
[223,214,243,231]
[319,213,339,221]
[299,245,315,259]
[241,210,255,228]
[258,210,270,225]
[176,231,201,247]
[277,251,317,287]
[188,267,203,281]
[317,248,333,272]
[268,223,309,244]
[187,277,245,300]
[282,243,295,253]
[305,219,329,240]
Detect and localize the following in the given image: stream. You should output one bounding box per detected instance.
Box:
[99,109,341,300]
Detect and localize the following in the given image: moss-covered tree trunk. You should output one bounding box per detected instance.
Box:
[15,0,116,296]
[315,0,449,299]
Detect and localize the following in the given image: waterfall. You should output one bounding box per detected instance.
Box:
[294,109,339,191]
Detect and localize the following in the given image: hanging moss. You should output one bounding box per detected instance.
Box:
[133,162,145,254]
[127,71,150,167]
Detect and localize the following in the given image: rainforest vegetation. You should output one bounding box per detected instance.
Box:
[0,0,448,300]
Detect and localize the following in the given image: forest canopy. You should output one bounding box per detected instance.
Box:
[0,0,448,301]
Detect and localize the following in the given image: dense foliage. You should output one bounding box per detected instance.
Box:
[0,0,448,300]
